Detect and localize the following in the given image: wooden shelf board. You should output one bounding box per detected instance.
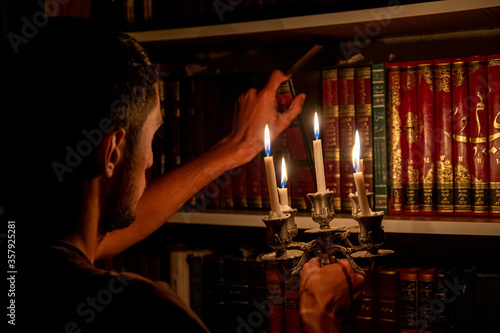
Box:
[167,211,500,236]
[129,0,500,45]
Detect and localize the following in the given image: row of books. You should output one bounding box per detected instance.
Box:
[349,265,500,333]
[89,0,429,32]
[386,55,500,217]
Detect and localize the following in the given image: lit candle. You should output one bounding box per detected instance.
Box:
[313,112,327,193]
[352,130,372,216]
[278,157,289,206]
[264,125,282,216]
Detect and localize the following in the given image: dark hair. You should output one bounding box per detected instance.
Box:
[1,17,159,236]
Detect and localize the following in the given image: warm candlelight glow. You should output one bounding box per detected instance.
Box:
[352,130,361,172]
[314,112,320,140]
[281,157,288,188]
[264,124,271,156]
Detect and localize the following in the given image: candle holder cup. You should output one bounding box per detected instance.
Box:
[261,214,303,261]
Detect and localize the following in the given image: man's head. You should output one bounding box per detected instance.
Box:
[2,18,162,237]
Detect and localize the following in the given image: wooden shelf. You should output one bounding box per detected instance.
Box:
[167,211,500,236]
[129,0,500,45]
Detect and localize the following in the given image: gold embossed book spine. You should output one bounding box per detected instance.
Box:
[452,58,472,216]
[434,59,454,216]
[355,67,374,195]
[339,67,356,212]
[488,54,500,217]
[401,61,420,215]
[468,55,489,217]
[386,62,403,215]
[322,68,341,212]
[418,60,436,216]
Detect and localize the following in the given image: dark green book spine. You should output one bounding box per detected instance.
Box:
[372,63,388,214]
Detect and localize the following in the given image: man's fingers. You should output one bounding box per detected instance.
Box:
[279,93,306,126]
[263,69,289,93]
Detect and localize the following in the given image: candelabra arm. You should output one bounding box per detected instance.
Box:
[331,246,371,277]
[289,240,317,276]
[339,230,364,252]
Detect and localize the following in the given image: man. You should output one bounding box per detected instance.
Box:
[1,17,304,332]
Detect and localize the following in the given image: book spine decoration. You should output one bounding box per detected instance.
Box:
[451,58,472,216]
[322,68,342,212]
[468,55,489,216]
[434,59,454,215]
[372,63,389,214]
[401,61,420,215]
[400,268,419,333]
[355,67,374,195]
[386,62,403,215]
[488,54,500,217]
[417,269,436,333]
[417,60,436,215]
[339,67,356,212]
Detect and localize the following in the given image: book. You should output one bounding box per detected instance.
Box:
[417,269,436,333]
[400,268,418,333]
[451,58,472,216]
[400,61,420,215]
[339,67,356,212]
[468,55,489,216]
[376,267,400,333]
[224,255,251,332]
[322,68,342,212]
[266,261,285,333]
[202,254,226,333]
[372,63,389,214]
[284,270,302,333]
[474,270,500,331]
[169,244,194,307]
[386,62,403,215]
[434,59,454,216]
[355,66,374,196]
[488,54,500,217]
[247,155,264,209]
[417,61,436,215]
[351,270,377,332]
[164,79,182,172]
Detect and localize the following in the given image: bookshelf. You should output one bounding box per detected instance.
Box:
[129,0,500,237]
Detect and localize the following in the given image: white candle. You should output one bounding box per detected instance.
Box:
[278,156,289,206]
[264,125,282,216]
[313,112,327,193]
[352,130,372,216]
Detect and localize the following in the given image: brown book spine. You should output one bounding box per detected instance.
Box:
[417,269,436,333]
[417,61,436,215]
[322,68,341,212]
[400,268,419,333]
[387,62,403,215]
[233,165,248,209]
[434,59,454,215]
[247,154,263,209]
[355,67,374,195]
[339,67,356,212]
[401,61,420,215]
[352,269,377,332]
[468,55,489,216]
[376,267,400,333]
[452,58,472,216]
[488,54,500,217]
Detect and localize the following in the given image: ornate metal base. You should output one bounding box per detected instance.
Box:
[305,226,345,234]
[261,249,303,261]
[350,249,395,259]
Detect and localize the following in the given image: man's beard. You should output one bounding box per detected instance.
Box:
[99,152,140,235]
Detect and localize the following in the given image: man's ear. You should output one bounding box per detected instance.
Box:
[101,128,126,178]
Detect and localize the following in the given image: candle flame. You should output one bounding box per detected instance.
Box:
[314,112,320,140]
[264,124,271,156]
[352,130,361,172]
[281,156,288,188]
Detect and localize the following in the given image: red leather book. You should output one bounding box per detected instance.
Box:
[417,269,436,333]
[218,171,234,209]
[400,268,418,333]
[417,60,436,215]
[339,67,356,212]
[355,67,374,195]
[451,58,472,216]
[400,61,420,215]
[468,55,489,216]
[247,154,263,209]
[386,62,403,215]
[286,116,316,211]
[266,261,284,333]
[376,267,400,333]
[434,59,454,216]
[233,165,248,209]
[351,270,377,332]
[322,68,342,212]
[488,54,500,217]
[284,273,302,333]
